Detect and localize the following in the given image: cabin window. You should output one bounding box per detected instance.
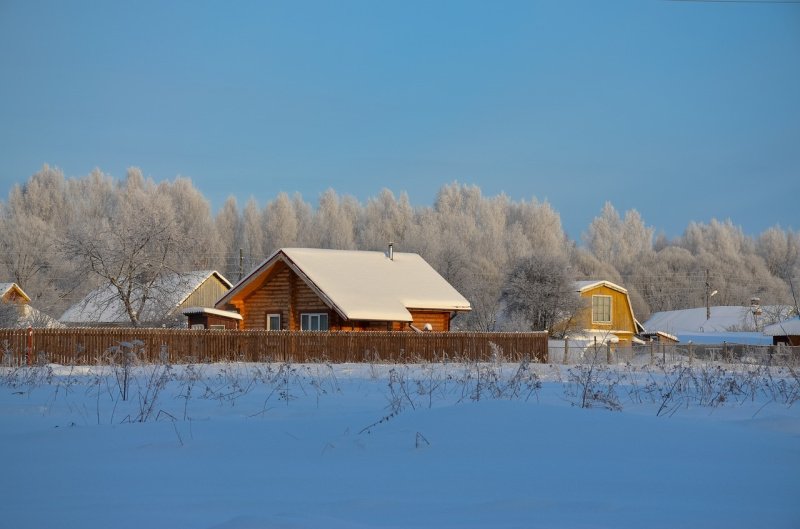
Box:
[592,295,612,323]
[301,313,329,331]
[267,313,281,331]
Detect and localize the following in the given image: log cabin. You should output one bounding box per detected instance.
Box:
[215,247,471,331]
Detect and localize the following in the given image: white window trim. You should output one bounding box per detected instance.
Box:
[266,313,281,331]
[301,312,329,331]
[591,295,612,324]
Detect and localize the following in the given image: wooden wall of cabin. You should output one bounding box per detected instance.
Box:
[178,276,231,312]
[409,310,451,332]
[239,261,332,330]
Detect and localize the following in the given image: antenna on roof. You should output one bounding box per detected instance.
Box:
[388,242,394,261]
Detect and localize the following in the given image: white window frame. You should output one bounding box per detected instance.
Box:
[591,295,612,324]
[266,313,281,331]
[301,313,329,331]
[209,324,226,330]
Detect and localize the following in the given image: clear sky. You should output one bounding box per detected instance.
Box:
[1,0,798,240]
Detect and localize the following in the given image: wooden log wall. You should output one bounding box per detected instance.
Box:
[0,328,549,366]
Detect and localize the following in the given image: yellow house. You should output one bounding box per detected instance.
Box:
[573,280,641,347]
[0,283,31,304]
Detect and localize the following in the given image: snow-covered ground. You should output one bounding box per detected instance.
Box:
[1,361,799,529]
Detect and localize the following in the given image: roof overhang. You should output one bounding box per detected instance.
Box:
[182,307,243,320]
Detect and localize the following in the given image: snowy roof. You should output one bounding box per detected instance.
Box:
[61,271,230,324]
[763,318,800,337]
[644,305,794,334]
[0,303,62,329]
[181,307,243,320]
[675,332,772,346]
[0,282,31,303]
[574,280,628,294]
[218,248,471,322]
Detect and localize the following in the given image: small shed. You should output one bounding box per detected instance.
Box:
[763,318,800,346]
[182,307,242,330]
[639,331,680,344]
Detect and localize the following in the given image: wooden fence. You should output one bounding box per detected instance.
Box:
[0,328,549,366]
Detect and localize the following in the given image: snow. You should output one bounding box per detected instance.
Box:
[764,318,800,337]
[644,306,794,335]
[2,361,798,529]
[676,332,772,345]
[574,279,628,294]
[182,307,243,320]
[219,248,472,322]
[61,271,230,324]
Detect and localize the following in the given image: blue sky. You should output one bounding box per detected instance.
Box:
[1,0,798,240]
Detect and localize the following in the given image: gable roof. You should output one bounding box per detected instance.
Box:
[217,248,471,322]
[575,280,628,294]
[763,317,800,337]
[0,282,31,303]
[61,271,231,324]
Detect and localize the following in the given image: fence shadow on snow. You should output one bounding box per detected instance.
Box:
[548,340,800,367]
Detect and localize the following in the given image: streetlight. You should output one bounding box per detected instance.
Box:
[706,268,717,320]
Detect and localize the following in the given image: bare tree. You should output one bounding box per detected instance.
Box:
[501,253,583,336]
[60,169,194,326]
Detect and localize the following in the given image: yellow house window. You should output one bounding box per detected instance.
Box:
[592,295,612,323]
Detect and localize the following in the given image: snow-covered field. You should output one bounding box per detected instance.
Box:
[2,361,799,529]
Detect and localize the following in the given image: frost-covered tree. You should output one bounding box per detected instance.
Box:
[263,192,299,254]
[215,196,244,280]
[60,168,196,326]
[241,198,265,271]
[0,165,74,314]
[357,189,414,251]
[160,177,220,270]
[584,202,653,275]
[312,189,358,249]
[501,252,583,336]
[757,227,799,311]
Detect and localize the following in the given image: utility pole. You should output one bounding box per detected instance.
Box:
[238,248,244,281]
[705,269,711,320]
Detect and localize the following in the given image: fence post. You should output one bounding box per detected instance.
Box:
[563,336,569,364]
[606,342,611,364]
[26,326,33,366]
[688,342,693,364]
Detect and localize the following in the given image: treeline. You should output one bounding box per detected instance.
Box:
[1,165,798,329]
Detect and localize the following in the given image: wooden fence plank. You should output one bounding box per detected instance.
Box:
[0,328,549,365]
